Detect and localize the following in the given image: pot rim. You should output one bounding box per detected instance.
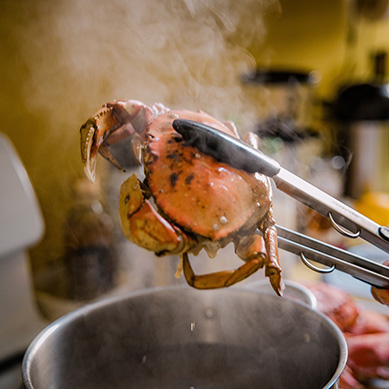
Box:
[22,285,347,389]
[243,279,318,310]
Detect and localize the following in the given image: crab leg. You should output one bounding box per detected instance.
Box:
[243,132,284,295]
[182,251,266,289]
[262,225,284,295]
[183,233,270,289]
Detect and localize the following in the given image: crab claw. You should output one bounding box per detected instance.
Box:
[80,104,121,182]
[80,119,97,182]
[80,100,152,182]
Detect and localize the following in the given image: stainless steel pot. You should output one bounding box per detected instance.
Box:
[244,279,318,310]
[23,286,347,389]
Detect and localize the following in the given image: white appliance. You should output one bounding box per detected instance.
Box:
[0,133,48,388]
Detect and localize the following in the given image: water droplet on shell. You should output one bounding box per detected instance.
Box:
[168,112,179,119]
[219,216,228,224]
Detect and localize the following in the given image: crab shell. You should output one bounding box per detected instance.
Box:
[143,110,272,244]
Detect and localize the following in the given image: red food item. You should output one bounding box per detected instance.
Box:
[305,282,360,332]
[338,366,365,389]
[349,307,389,335]
[305,282,389,387]
[347,333,389,380]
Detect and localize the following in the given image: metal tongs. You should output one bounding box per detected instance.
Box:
[172,119,389,288]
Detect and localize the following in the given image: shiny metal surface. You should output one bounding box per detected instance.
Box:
[273,168,389,252]
[23,286,347,389]
[243,279,318,310]
[277,225,389,288]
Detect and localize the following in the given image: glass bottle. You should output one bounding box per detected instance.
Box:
[64,178,117,301]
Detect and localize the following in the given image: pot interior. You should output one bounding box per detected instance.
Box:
[24,287,346,389]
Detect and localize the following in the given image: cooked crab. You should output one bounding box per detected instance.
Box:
[80,100,284,295]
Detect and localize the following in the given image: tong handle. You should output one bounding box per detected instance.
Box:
[172,119,281,176]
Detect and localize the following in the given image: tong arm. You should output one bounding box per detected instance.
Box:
[276,225,389,288]
[274,169,389,253]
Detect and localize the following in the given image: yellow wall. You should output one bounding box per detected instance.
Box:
[1,0,388,280]
[250,0,389,97]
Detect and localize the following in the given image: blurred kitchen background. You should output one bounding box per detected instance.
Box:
[1,0,389,384]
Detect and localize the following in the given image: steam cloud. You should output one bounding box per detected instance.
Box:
[11,0,278,277]
[16,0,277,129]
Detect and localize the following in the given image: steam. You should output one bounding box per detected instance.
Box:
[12,0,278,282]
[16,0,276,129]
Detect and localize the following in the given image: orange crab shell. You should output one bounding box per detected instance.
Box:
[143,110,273,241]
